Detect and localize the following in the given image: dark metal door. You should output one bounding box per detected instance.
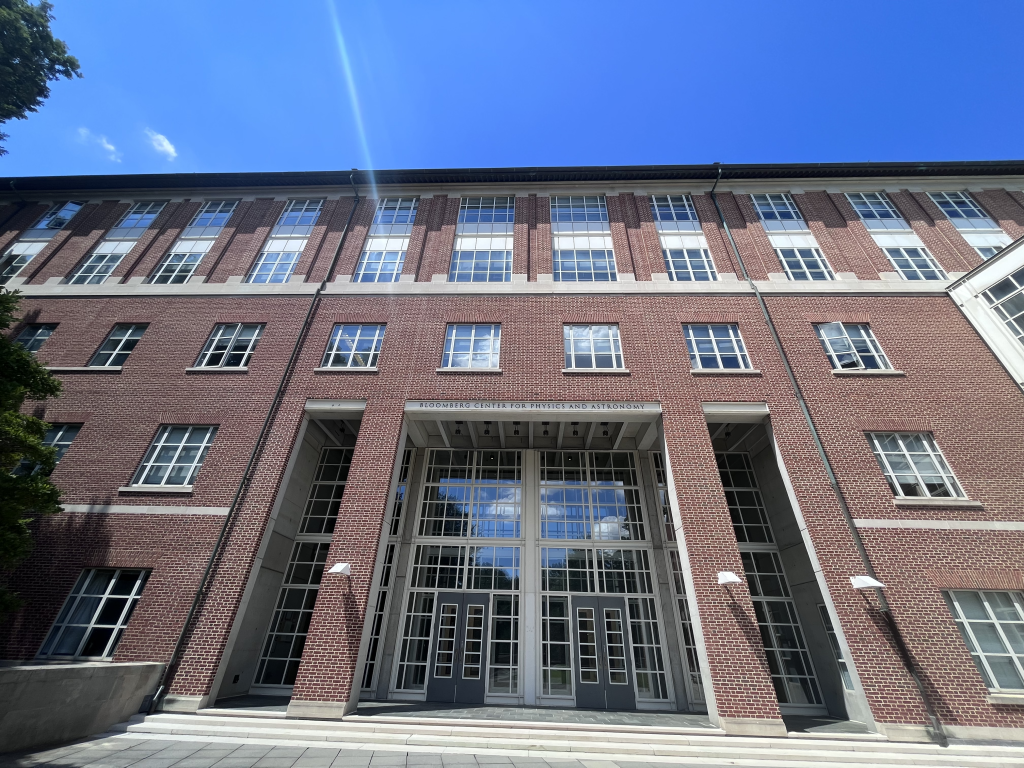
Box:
[425,593,489,703]
[571,595,636,710]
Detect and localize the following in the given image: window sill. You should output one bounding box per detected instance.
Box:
[892,497,984,509]
[436,368,503,375]
[562,368,631,375]
[690,368,761,376]
[118,485,193,494]
[47,366,122,373]
[832,369,905,377]
[185,366,248,374]
[314,367,378,374]
[987,692,1024,706]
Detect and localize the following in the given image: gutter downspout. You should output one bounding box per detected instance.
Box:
[149,175,361,713]
[707,165,947,746]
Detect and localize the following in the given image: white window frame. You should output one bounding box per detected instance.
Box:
[151,239,213,284]
[751,193,808,232]
[276,199,323,228]
[247,248,300,284]
[552,248,617,282]
[195,323,264,368]
[883,247,948,281]
[15,422,81,476]
[34,201,84,230]
[684,324,752,370]
[776,247,835,281]
[983,266,1024,346]
[440,323,501,369]
[814,322,892,371]
[116,201,167,229]
[0,242,46,284]
[68,241,136,285]
[89,323,147,367]
[131,425,217,487]
[945,590,1024,691]
[846,192,910,231]
[976,246,1004,261]
[928,192,999,231]
[36,568,149,660]
[562,324,625,370]
[448,249,512,283]
[14,323,57,353]
[550,196,609,228]
[662,247,717,282]
[354,244,406,283]
[650,195,700,231]
[867,432,965,499]
[370,197,419,236]
[321,324,386,369]
[189,200,238,229]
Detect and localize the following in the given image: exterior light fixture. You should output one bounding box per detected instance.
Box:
[601,422,609,437]
[717,571,742,585]
[454,421,462,435]
[513,421,520,436]
[328,563,351,576]
[542,421,549,436]
[484,421,491,435]
[571,422,579,437]
[851,575,885,590]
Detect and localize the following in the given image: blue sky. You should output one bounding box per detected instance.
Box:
[3,0,1023,177]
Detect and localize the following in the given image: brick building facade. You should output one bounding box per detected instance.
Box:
[3,162,1024,743]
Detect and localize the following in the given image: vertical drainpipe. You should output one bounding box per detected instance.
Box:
[707,165,947,746]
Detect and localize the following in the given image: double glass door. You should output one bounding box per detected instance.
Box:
[570,595,636,710]
[425,592,489,703]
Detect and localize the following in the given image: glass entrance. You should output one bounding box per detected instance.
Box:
[426,592,489,703]
[571,596,635,710]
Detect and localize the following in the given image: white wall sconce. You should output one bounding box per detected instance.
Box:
[717,571,742,585]
[850,575,885,589]
[328,563,351,576]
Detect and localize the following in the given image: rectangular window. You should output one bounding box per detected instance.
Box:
[274,199,323,234]
[457,196,514,231]
[321,323,385,369]
[116,201,166,229]
[389,449,413,537]
[370,197,418,236]
[195,323,264,368]
[752,193,807,231]
[468,546,520,590]
[542,595,573,696]
[929,192,999,230]
[944,590,1024,691]
[977,246,1004,260]
[563,324,624,370]
[15,423,81,476]
[14,323,57,353]
[131,425,217,487]
[717,452,774,543]
[90,323,147,367]
[540,452,645,541]
[662,248,717,282]
[411,545,466,589]
[883,247,947,281]
[354,246,406,282]
[449,249,512,282]
[150,239,213,284]
[818,604,855,691]
[776,247,834,281]
[34,201,84,230]
[628,597,669,699]
[418,449,522,538]
[298,447,354,535]
[488,593,519,694]
[37,568,148,660]
[651,453,675,541]
[815,322,891,370]
[650,194,700,231]
[360,542,396,691]
[69,241,136,284]
[846,192,910,230]
[0,242,46,284]
[188,200,238,230]
[551,196,616,282]
[596,549,654,594]
[395,592,435,690]
[541,548,595,592]
[441,323,501,369]
[553,249,617,282]
[983,266,1024,347]
[684,324,751,370]
[247,241,302,283]
[354,198,417,282]
[868,432,964,498]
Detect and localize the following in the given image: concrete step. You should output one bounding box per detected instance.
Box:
[128,713,1024,767]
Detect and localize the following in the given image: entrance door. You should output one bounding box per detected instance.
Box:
[426,593,489,703]
[571,595,636,710]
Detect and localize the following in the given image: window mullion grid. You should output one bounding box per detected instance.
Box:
[989,594,1024,688]
[869,433,904,495]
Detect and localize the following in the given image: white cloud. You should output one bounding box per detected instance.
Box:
[77,127,122,162]
[144,128,177,160]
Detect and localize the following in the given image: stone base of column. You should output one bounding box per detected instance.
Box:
[875,722,937,743]
[718,717,789,737]
[286,699,357,720]
[158,694,209,713]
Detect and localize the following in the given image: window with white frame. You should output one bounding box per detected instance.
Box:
[983,266,1024,346]
[449,196,513,282]
[247,241,303,283]
[321,323,385,368]
[751,193,807,231]
[0,242,46,284]
[189,200,238,230]
[441,324,501,369]
[550,196,616,282]
[370,197,418,235]
[977,246,1004,261]
[276,199,323,229]
[846,192,910,230]
[151,239,214,284]
[650,195,700,231]
[684,324,751,370]
[195,323,263,368]
[928,192,999,230]
[131,425,217,487]
[116,201,166,229]
[563,324,624,370]
[14,323,57,353]
[818,604,855,691]
[37,568,149,660]
[662,248,717,282]
[867,432,964,498]
[34,201,84,230]
[89,324,147,367]
[944,590,1024,691]
[14,423,81,476]
[354,198,418,282]
[814,322,892,370]
[883,247,947,281]
[776,247,834,281]
[68,241,136,284]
